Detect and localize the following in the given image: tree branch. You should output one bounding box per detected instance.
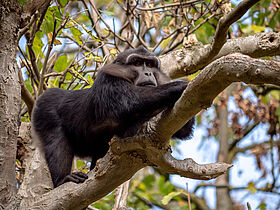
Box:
[210,0,260,57]
[148,150,233,180]
[160,32,280,78]
[156,54,280,141]
[18,67,34,114]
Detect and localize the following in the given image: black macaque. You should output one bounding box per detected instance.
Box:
[32,46,195,188]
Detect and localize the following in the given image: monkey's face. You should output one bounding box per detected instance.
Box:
[127,56,158,87]
[102,47,172,86]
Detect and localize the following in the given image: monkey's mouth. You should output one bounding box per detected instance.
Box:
[137,82,157,87]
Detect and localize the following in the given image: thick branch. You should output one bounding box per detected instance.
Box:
[160,32,280,78]
[18,68,34,114]
[157,54,280,140]
[20,133,232,209]
[19,149,145,209]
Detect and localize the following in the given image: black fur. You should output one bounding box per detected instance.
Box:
[32,47,194,187]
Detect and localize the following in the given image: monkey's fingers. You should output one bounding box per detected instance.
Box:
[64,172,88,184]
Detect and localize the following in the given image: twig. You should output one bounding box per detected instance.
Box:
[186,183,192,210]
[136,0,200,11]
[18,64,35,114]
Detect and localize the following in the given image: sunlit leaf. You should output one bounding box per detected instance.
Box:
[59,0,69,7]
[161,190,186,205]
[76,160,85,169]
[270,90,280,100]
[54,55,68,72]
[251,25,266,33]
[87,75,94,86]
[246,182,257,194]
[110,48,118,55]
[257,203,267,210]
[85,54,103,62]
[70,27,83,44]
[261,94,270,104]
[33,31,44,56]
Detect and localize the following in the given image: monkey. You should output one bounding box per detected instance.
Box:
[32,46,195,188]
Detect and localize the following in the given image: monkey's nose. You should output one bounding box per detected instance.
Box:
[144,72,152,76]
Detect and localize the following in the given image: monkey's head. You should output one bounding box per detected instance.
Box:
[102,47,171,86]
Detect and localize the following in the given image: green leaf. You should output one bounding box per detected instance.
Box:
[32,31,44,56]
[101,11,115,16]
[270,90,280,100]
[142,175,155,190]
[246,182,257,194]
[24,77,32,93]
[87,75,94,86]
[76,160,85,169]
[85,54,103,62]
[158,176,174,194]
[54,55,68,72]
[276,105,280,114]
[161,190,185,205]
[17,0,26,6]
[70,27,83,44]
[59,0,69,7]
[261,94,269,104]
[257,203,267,210]
[251,25,266,33]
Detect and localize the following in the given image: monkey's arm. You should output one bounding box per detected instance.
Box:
[132,81,188,117]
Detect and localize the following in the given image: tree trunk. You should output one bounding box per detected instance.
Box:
[0,0,21,208]
[215,90,233,210]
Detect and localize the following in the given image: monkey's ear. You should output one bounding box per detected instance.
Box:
[101,64,136,83]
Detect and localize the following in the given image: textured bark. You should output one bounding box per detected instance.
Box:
[0,0,21,208]
[17,123,53,199]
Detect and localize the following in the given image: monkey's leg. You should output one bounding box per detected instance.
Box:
[43,128,88,187]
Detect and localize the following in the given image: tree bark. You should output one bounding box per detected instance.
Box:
[215,91,233,210]
[0,0,21,208]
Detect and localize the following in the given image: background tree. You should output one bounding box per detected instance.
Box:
[0,0,279,209]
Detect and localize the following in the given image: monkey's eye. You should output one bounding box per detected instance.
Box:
[134,60,143,66]
[146,62,154,68]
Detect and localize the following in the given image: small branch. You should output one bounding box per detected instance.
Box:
[194,183,280,195]
[161,9,280,79]
[38,17,57,96]
[229,122,259,151]
[18,68,34,114]
[113,180,130,210]
[148,151,232,180]
[234,139,280,154]
[136,0,200,11]
[25,32,41,82]
[38,16,69,95]
[210,0,260,56]
[62,32,92,52]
